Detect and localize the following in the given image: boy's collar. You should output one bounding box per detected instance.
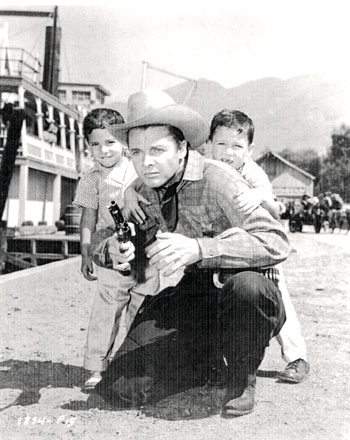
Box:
[236,163,244,174]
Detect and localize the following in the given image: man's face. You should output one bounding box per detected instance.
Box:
[211,126,252,170]
[87,128,124,168]
[128,125,187,188]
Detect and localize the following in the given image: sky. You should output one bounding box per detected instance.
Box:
[1,0,350,102]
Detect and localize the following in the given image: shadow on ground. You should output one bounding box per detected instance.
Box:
[62,368,281,421]
[0,359,89,411]
[0,359,283,420]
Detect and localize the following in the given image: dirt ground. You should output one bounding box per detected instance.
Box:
[0,227,349,440]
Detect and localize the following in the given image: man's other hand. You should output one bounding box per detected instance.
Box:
[146,231,200,277]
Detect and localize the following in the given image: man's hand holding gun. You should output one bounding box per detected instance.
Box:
[107,201,135,274]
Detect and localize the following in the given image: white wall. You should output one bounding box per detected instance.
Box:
[2,199,55,227]
[24,201,54,225]
[2,199,19,227]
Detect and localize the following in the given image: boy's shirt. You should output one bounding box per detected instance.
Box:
[75,156,160,298]
[207,155,274,205]
[73,156,137,230]
[240,155,273,195]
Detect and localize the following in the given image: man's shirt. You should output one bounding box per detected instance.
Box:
[92,150,290,270]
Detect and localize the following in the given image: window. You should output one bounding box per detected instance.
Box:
[266,157,277,179]
[24,91,39,138]
[96,89,105,104]
[72,91,91,103]
[58,90,67,100]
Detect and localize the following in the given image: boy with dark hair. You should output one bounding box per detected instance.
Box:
[74,108,158,390]
[208,109,310,383]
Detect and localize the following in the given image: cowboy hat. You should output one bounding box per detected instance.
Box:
[108,89,209,148]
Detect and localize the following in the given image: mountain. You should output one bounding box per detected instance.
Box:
[109,75,350,157]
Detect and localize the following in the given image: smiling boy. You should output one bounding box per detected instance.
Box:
[73,108,138,390]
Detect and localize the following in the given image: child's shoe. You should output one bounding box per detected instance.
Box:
[84,371,102,391]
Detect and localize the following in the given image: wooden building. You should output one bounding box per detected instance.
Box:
[256,151,315,202]
[0,46,92,227]
[57,82,110,111]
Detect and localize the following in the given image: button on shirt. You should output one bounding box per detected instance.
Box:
[73,157,137,230]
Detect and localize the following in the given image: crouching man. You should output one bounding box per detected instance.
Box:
[89,89,289,417]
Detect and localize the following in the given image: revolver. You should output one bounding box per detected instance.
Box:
[108,200,132,275]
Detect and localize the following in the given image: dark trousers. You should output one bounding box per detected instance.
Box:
[95,270,286,407]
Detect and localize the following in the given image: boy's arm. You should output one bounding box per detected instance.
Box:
[235,186,281,220]
[80,207,98,281]
[123,178,151,225]
[260,193,281,220]
[128,177,143,191]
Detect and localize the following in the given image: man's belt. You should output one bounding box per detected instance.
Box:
[184,266,280,288]
[212,267,280,288]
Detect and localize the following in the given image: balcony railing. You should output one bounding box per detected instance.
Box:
[0,47,41,85]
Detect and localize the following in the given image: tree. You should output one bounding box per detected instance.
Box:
[318,124,350,201]
[329,124,350,160]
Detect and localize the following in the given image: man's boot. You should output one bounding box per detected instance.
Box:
[222,373,256,417]
[221,350,264,418]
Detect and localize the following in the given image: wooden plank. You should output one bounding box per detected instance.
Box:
[5,253,35,269]
[62,240,68,259]
[33,253,65,260]
[30,239,37,266]
[10,234,80,242]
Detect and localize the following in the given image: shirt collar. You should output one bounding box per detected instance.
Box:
[182,150,205,182]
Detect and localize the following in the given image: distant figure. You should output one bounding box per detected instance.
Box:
[317,193,331,232]
[330,193,344,232]
[43,112,58,144]
[291,199,304,232]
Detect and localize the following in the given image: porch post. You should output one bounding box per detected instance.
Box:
[53,173,61,222]
[35,97,44,140]
[18,85,27,156]
[18,164,29,226]
[59,111,66,149]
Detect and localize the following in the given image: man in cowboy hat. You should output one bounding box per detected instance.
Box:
[89,89,289,417]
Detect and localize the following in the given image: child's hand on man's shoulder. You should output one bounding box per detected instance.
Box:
[234,187,262,214]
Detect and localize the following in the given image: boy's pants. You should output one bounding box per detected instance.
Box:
[275,266,308,363]
[84,264,160,372]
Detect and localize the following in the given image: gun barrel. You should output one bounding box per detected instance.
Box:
[108,200,132,275]
[108,200,125,225]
